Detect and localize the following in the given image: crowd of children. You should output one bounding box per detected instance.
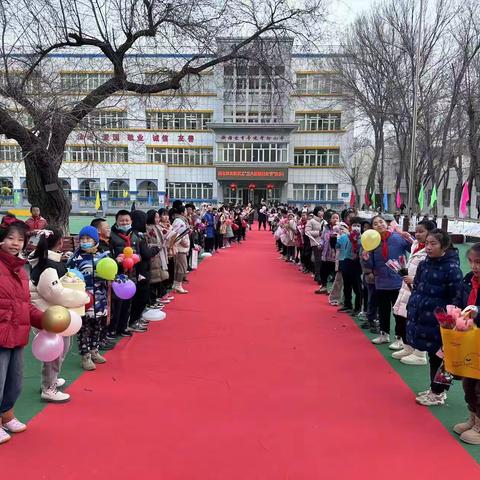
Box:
[272,205,480,445]
[0,201,252,445]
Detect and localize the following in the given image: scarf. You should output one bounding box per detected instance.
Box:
[117,232,132,248]
[412,242,425,255]
[349,230,360,255]
[468,275,480,306]
[380,231,392,260]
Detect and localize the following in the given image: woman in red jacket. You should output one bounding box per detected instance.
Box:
[0,217,43,445]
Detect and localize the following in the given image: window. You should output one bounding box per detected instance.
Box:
[0,144,22,162]
[442,188,451,208]
[137,181,158,198]
[295,73,342,95]
[82,111,128,129]
[146,147,213,165]
[294,148,340,167]
[0,178,13,195]
[60,179,72,200]
[79,179,100,198]
[292,184,338,202]
[65,146,128,163]
[218,143,288,163]
[167,182,213,200]
[60,72,112,92]
[108,180,129,199]
[144,72,214,94]
[295,112,342,131]
[223,105,281,124]
[145,111,212,130]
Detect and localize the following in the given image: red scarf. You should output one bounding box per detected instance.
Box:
[349,230,360,255]
[380,231,392,260]
[412,243,425,255]
[117,232,132,248]
[468,275,480,306]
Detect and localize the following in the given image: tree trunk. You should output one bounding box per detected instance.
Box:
[24,150,71,233]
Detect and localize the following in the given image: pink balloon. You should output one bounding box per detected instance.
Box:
[32,331,64,362]
[132,254,140,264]
[59,310,83,337]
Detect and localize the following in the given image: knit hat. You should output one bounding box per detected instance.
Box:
[78,225,99,244]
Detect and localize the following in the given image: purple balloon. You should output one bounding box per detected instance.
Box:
[32,331,64,362]
[112,279,136,300]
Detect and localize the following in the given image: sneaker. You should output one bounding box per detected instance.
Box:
[370,321,380,334]
[173,287,189,294]
[454,412,476,435]
[389,336,404,350]
[360,320,371,329]
[129,322,147,333]
[392,345,414,359]
[90,350,107,364]
[416,391,446,406]
[106,333,117,341]
[0,429,11,444]
[338,306,353,313]
[41,386,70,403]
[372,332,390,344]
[81,353,96,371]
[416,389,447,400]
[2,418,27,433]
[351,310,361,317]
[330,301,340,306]
[119,330,133,337]
[460,417,480,444]
[357,311,367,320]
[400,350,428,366]
[99,341,115,351]
[315,287,327,294]
[56,378,66,388]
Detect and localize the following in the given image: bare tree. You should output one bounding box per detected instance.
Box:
[0,0,326,229]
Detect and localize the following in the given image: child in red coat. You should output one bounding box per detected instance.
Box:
[0,217,43,445]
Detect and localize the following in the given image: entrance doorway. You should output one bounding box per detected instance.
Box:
[253,189,267,207]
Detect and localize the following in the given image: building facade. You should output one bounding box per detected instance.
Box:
[0,38,354,213]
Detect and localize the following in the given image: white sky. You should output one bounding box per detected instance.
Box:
[328,0,377,27]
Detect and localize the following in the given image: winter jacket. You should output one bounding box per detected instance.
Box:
[393,240,427,318]
[29,251,89,313]
[109,225,140,258]
[454,272,480,325]
[406,249,463,353]
[305,216,325,247]
[280,219,297,247]
[320,226,337,262]
[202,212,216,239]
[67,249,109,319]
[365,232,411,290]
[146,225,168,284]
[171,215,191,253]
[25,216,47,232]
[0,250,43,348]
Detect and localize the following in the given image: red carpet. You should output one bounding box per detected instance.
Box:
[3,231,480,478]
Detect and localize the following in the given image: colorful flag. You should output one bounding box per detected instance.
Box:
[429,184,437,208]
[95,191,101,210]
[383,192,388,212]
[418,184,425,210]
[122,190,129,198]
[371,191,376,209]
[13,191,20,207]
[349,189,356,208]
[459,181,470,218]
[364,189,371,207]
[395,190,401,209]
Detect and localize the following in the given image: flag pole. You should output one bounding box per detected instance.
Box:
[407,0,425,214]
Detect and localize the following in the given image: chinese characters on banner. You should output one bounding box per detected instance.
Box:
[75,133,196,144]
[220,135,285,142]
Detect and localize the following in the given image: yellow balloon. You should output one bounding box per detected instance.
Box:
[361,230,381,252]
[123,247,134,258]
[42,306,72,333]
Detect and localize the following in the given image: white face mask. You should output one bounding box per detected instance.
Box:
[352,226,361,232]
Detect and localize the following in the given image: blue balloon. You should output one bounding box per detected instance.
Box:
[68,268,85,281]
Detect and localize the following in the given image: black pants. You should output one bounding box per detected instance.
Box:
[376,289,401,335]
[149,282,167,305]
[110,296,131,335]
[130,280,150,325]
[429,352,449,394]
[205,237,215,252]
[301,245,313,272]
[320,260,335,287]
[340,259,362,310]
[287,246,295,260]
[362,278,369,312]
[395,315,407,342]
[312,246,322,284]
[258,218,267,230]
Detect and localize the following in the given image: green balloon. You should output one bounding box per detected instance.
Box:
[96,257,118,280]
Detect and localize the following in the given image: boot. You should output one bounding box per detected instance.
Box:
[454,411,476,435]
[81,353,96,371]
[460,415,480,444]
[90,350,107,364]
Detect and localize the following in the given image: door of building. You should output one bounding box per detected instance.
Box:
[254,189,267,207]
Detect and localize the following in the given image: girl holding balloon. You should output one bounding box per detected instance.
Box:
[67,226,109,371]
[0,217,43,445]
[29,228,89,402]
[363,215,412,348]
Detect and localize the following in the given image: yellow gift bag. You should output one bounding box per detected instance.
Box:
[440,327,480,379]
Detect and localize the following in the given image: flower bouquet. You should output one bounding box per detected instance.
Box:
[434,305,476,331]
[385,255,409,277]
